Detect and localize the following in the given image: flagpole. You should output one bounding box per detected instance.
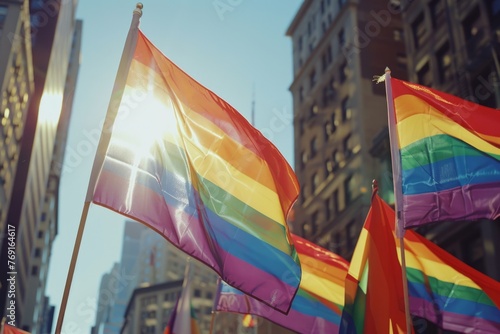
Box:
[384,68,412,333]
[54,4,143,333]
[209,311,216,334]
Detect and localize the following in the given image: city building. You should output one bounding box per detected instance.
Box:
[370,0,500,280]
[286,0,407,260]
[25,18,82,334]
[91,263,121,334]
[100,221,149,334]
[0,0,35,253]
[0,0,80,331]
[120,280,183,334]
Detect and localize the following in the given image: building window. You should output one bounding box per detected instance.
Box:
[310,70,317,88]
[31,265,39,276]
[417,62,432,87]
[462,6,483,57]
[301,151,308,169]
[339,61,347,83]
[325,159,333,174]
[429,0,445,28]
[332,232,342,255]
[194,289,201,297]
[341,97,351,122]
[321,45,333,71]
[312,173,320,193]
[338,29,345,47]
[299,118,305,135]
[0,5,7,28]
[338,0,346,8]
[302,223,310,237]
[324,122,332,139]
[34,248,41,258]
[299,86,304,103]
[343,134,352,159]
[333,149,342,166]
[436,42,452,84]
[298,35,303,51]
[344,175,354,204]
[310,137,318,157]
[411,12,427,49]
[346,220,357,250]
[311,212,318,235]
[310,103,319,117]
[206,291,213,300]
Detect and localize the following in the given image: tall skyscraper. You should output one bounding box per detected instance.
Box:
[287,0,407,259]
[0,0,80,331]
[0,0,35,252]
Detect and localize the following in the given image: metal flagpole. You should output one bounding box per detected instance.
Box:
[54,4,143,333]
[384,67,412,333]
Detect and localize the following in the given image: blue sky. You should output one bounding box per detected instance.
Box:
[46,1,302,332]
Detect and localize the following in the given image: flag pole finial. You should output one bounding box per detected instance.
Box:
[371,179,379,202]
[385,66,391,73]
[134,3,143,16]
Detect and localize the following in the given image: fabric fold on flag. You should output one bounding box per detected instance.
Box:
[340,194,412,334]
[215,234,349,334]
[388,77,500,230]
[164,262,200,334]
[91,29,301,312]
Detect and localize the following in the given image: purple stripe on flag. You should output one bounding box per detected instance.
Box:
[402,183,500,228]
[217,292,340,334]
[93,168,298,311]
[410,296,500,333]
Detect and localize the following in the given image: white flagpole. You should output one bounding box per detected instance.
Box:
[384,68,412,333]
[54,4,143,333]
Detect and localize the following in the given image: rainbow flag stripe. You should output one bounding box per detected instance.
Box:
[375,195,500,332]
[92,30,301,312]
[391,78,500,229]
[340,194,410,334]
[215,234,349,334]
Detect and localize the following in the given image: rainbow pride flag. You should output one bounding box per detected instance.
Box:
[373,193,500,332]
[215,234,349,334]
[91,30,301,312]
[377,201,500,332]
[340,193,412,334]
[388,77,500,230]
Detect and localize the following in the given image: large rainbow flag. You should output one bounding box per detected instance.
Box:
[91,29,301,312]
[388,77,500,230]
[215,234,349,333]
[340,193,411,334]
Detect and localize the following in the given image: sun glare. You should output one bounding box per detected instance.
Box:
[38,91,64,125]
[111,86,178,161]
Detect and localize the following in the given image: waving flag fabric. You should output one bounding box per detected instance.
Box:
[2,325,30,334]
[372,198,500,332]
[340,194,412,334]
[364,193,500,332]
[91,30,301,312]
[215,234,349,334]
[388,77,500,230]
[164,262,200,334]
